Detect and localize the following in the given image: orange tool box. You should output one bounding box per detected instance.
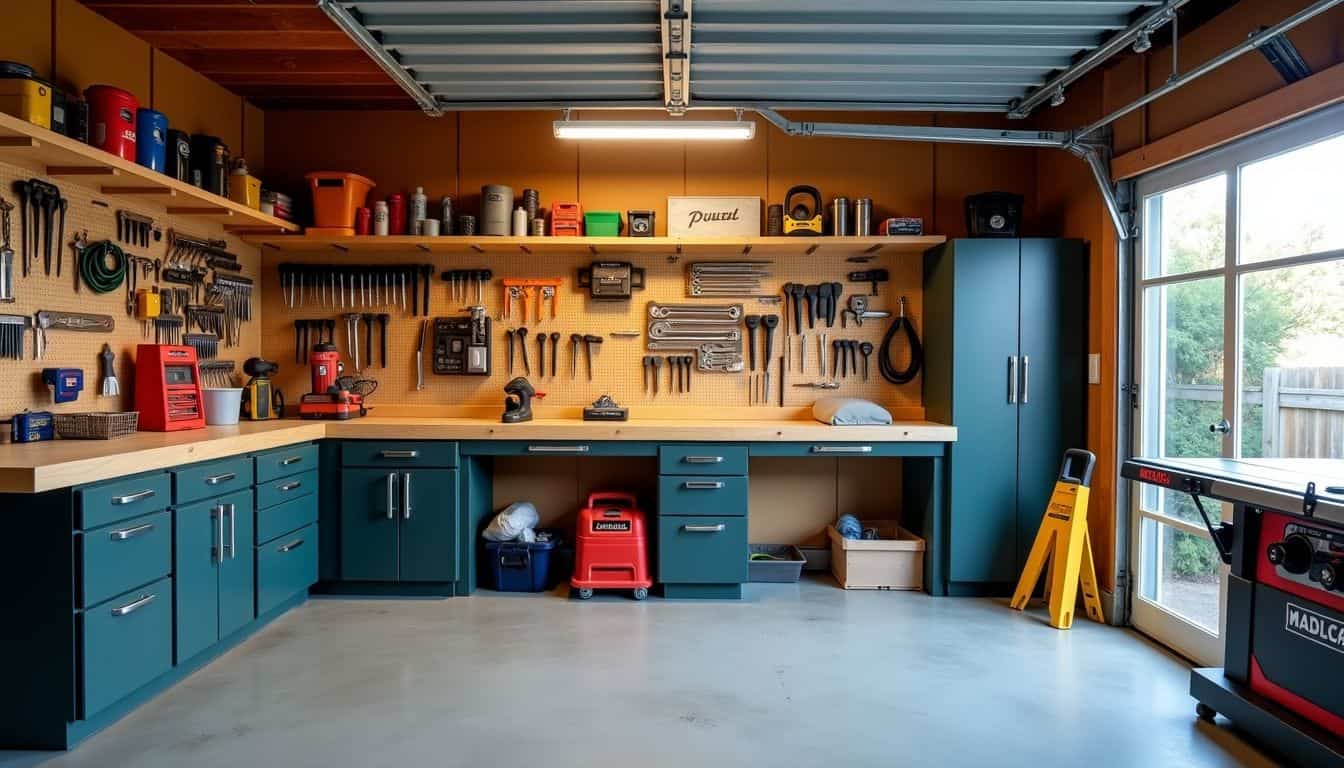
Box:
[571,492,651,600]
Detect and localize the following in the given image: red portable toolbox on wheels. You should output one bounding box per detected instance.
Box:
[571,492,652,600]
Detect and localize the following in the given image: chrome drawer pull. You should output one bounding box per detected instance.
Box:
[527,445,590,453]
[683,524,726,533]
[214,505,224,563]
[379,449,419,459]
[204,472,237,486]
[279,481,303,492]
[280,456,304,466]
[683,456,724,464]
[683,481,725,490]
[110,489,155,505]
[402,472,413,520]
[386,473,397,520]
[110,593,155,617]
[278,538,305,554]
[228,503,237,560]
[810,446,873,454]
[109,522,154,541]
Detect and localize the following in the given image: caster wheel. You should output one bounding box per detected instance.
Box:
[632,587,649,601]
[1195,703,1216,722]
[576,588,594,600]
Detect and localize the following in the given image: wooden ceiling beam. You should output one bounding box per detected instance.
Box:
[88,6,334,31]
[133,31,355,51]
[211,72,395,87]
[163,49,382,76]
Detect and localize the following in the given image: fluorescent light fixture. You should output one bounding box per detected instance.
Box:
[553,119,755,141]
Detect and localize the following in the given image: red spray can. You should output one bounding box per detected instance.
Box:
[387,194,406,235]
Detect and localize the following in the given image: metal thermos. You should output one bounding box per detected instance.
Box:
[522,188,540,221]
[440,196,454,235]
[831,197,851,236]
[855,198,872,236]
[373,201,389,236]
[411,186,427,234]
[766,204,784,236]
[480,184,513,236]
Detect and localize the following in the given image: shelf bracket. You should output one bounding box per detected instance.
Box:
[0,136,37,149]
[48,165,118,177]
[102,186,175,196]
[167,206,233,217]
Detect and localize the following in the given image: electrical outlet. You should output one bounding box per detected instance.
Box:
[1088,354,1101,385]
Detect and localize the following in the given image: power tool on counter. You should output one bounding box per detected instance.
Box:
[240,357,284,420]
[782,185,823,236]
[501,377,542,424]
[3,410,54,443]
[298,343,375,420]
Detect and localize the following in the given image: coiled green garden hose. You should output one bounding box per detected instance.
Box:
[79,240,127,294]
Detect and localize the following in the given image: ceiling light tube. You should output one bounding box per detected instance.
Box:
[553,119,755,141]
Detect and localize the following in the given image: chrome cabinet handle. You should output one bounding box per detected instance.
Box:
[402,472,413,520]
[279,480,302,492]
[109,522,154,541]
[204,472,236,486]
[280,456,304,466]
[683,456,724,464]
[110,592,156,617]
[228,503,237,560]
[379,449,419,459]
[683,481,725,490]
[527,445,590,453]
[386,472,397,520]
[278,538,305,553]
[214,505,224,563]
[1008,355,1018,404]
[111,489,155,506]
[1021,355,1030,405]
[810,445,873,454]
[683,524,726,533]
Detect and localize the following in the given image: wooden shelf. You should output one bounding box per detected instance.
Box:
[243,233,946,258]
[0,113,299,234]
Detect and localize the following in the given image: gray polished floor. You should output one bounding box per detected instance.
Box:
[4,579,1270,768]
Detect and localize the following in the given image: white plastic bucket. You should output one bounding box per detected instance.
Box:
[202,387,243,426]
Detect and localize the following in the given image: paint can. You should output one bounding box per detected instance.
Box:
[421,218,440,237]
[480,184,513,236]
[84,84,137,162]
[355,206,372,235]
[373,201,389,236]
[134,108,168,172]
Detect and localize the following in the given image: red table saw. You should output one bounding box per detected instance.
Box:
[1123,457,1344,765]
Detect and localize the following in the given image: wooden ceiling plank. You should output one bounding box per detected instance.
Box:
[133,31,355,51]
[89,6,334,32]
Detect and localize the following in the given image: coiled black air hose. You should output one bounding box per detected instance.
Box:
[878,298,923,385]
[79,240,127,294]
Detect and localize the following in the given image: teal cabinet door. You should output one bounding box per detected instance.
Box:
[657,515,748,584]
[218,495,255,639]
[340,468,399,581]
[173,498,219,665]
[398,469,459,582]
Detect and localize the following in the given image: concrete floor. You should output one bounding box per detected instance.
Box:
[3,579,1273,768]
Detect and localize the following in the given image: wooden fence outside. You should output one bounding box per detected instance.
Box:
[1167,367,1344,458]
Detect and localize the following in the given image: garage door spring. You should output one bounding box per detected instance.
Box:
[878,297,923,385]
[79,239,127,294]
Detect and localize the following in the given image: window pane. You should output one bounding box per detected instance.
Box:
[1143,174,1226,279]
[1239,259,1344,459]
[1240,133,1344,264]
[1139,518,1220,633]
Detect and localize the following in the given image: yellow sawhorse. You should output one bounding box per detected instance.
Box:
[1010,449,1105,629]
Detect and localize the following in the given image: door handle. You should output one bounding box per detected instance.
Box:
[683,524,726,533]
[110,592,156,617]
[527,445,590,453]
[1210,419,1231,435]
[1021,355,1030,405]
[402,472,413,520]
[204,472,236,486]
[214,505,224,563]
[228,503,237,560]
[810,445,873,454]
[379,449,419,459]
[1008,355,1018,404]
[280,456,304,466]
[386,472,397,520]
[682,480,725,490]
[110,489,155,505]
[108,522,154,541]
[278,538,305,553]
[682,456,724,464]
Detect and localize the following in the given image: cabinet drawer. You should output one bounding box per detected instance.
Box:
[256,523,318,615]
[342,441,458,468]
[256,492,319,545]
[80,576,173,718]
[254,443,318,484]
[78,473,172,530]
[256,468,316,510]
[657,516,748,584]
[81,510,172,609]
[173,457,253,506]
[461,441,656,457]
[657,475,748,517]
[659,444,748,475]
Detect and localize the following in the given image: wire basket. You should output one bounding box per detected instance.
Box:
[52,412,139,440]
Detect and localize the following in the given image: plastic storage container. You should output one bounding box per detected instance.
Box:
[484,531,563,592]
[305,172,374,234]
[0,61,51,128]
[135,108,168,172]
[748,544,806,583]
[85,84,138,161]
[584,211,621,236]
[201,387,242,426]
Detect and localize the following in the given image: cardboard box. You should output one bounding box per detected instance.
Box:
[827,521,924,590]
[667,196,761,237]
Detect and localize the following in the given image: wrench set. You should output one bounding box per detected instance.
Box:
[686,261,772,297]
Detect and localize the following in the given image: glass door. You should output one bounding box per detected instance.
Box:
[1132,110,1344,666]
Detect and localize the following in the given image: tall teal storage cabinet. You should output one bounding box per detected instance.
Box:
[923,238,1089,595]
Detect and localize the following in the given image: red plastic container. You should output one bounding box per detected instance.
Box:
[387,193,406,236]
[84,85,138,162]
[571,492,651,600]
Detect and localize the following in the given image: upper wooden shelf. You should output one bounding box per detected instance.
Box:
[243,233,946,258]
[0,113,299,234]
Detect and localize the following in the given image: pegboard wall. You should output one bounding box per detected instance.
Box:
[0,159,261,416]
[258,247,925,418]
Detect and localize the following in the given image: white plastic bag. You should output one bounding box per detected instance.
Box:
[483,501,540,542]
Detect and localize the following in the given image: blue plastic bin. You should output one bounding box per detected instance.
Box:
[484,532,562,592]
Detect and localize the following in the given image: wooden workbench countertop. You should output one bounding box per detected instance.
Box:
[0,418,956,494]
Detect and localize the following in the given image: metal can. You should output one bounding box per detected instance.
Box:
[855,198,872,236]
[766,204,783,236]
[522,188,540,222]
[421,218,440,237]
[457,215,477,236]
[372,201,389,236]
[531,218,546,236]
[440,196,454,235]
[831,197,851,236]
[387,194,405,235]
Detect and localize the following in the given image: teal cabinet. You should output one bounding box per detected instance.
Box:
[340,467,458,583]
[80,576,173,718]
[655,443,750,599]
[657,475,749,516]
[657,516,748,584]
[256,523,318,615]
[80,509,172,609]
[254,443,319,484]
[255,468,316,510]
[174,489,255,664]
[340,469,400,581]
[399,469,460,582]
